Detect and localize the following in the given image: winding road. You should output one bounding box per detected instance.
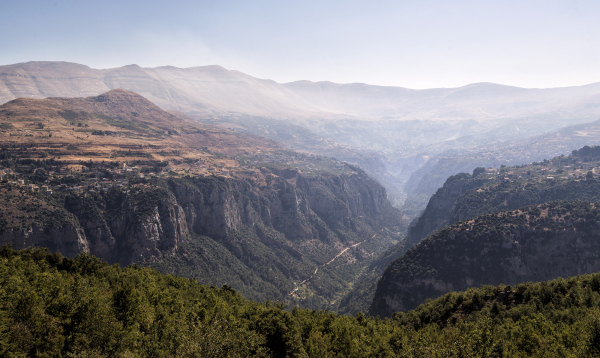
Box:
[290,230,382,294]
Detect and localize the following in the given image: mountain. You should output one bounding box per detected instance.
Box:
[337,145,600,314]
[5,62,600,121]
[406,145,600,247]
[0,88,284,162]
[6,61,600,209]
[282,80,600,121]
[0,90,409,309]
[370,200,600,317]
[402,118,600,215]
[0,62,327,118]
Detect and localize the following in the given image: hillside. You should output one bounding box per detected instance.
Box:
[340,146,600,314]
[403,118,600,215]
[4,246,600,356]
[0,88,288,170]
[407,145,600,247]
[0,90,409,310]
[391,272,600,356]
[6,61,600,209]
[371,200,600,317]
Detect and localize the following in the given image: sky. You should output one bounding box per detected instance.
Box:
[2,0,600,89]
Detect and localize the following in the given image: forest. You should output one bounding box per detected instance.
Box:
[3,246,600,357]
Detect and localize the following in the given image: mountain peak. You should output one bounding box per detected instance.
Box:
[92,88,152,102]
[89,88,166,113]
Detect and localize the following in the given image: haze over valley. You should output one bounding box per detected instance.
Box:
[5,61,600,212]
[5,1,600,355]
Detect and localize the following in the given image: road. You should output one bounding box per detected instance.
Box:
[289,230,382,294]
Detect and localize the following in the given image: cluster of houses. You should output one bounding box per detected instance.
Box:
[483,161,600,184]
[2,178,53,194]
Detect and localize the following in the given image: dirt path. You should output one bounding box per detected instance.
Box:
[324,238,368,266]
[290,230,382,294]
[300,267,319,285]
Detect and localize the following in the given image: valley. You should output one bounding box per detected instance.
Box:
[5,62,600,212]
[0,89,408,310]
[3,61,600,355]
[7,0,600,354]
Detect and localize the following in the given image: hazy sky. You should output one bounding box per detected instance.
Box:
[2,0,600,89]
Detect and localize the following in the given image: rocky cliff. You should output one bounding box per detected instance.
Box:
[370,200,600,317]
[406,150,600,248]
[405,172,487,247]
[0,169,407,308]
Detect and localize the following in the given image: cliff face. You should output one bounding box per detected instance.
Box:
[163,170,389,242]
[406,167,600,249]
[0,224,88,259]
[0,170,406,308]
[59,187,188,266]
[406,172,485,247]
[370,201,600,317]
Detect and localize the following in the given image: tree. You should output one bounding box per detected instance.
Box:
[472,167,486,178]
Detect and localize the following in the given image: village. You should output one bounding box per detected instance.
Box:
[0,147,356,197]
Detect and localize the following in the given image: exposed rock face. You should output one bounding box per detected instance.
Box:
[62,187,188,266]
[0,169,403,273]
[370,201,600,317]
[405,172,485,247]
[0,224,88,259]
[406,171,600,249]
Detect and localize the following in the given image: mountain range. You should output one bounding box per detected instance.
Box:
[4,61,600,122]
[4,61,600,211]
[5,61,600,354]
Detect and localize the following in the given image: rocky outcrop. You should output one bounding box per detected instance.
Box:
[63,187,188,266]
[406,171,600,249]
[370,201,600,317]
[0,168,403,265]
[0,224,88,258]
[405,172,486,247]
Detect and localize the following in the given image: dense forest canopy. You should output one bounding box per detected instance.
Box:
[3,246,600,357]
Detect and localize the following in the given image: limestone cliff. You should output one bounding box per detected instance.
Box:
[405,172,487,247]
[0,170,407,308]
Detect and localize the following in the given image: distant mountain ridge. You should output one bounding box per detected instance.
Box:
[4,61,600,121]
[0,62,329,119]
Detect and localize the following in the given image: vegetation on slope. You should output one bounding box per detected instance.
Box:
[407,145,600,247]
[3,246,600,357]
[372,200,600,317]
[391,273,600,357]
